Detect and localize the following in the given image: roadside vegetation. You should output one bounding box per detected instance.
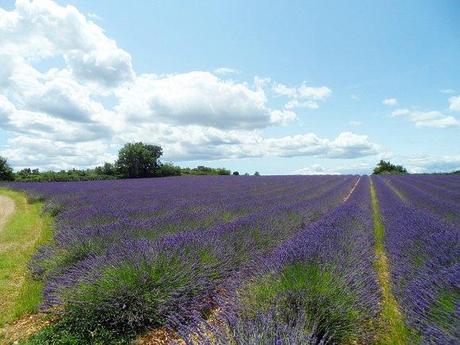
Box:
[2,152,459,184]
[0,189,53,327]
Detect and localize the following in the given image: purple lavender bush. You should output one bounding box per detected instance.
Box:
[374,176,460,344]
[383,175,460,226]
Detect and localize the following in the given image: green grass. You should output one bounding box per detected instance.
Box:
[370,180,415,345]
[0,188,54,326]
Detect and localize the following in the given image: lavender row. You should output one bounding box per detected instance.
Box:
[394,174,460,193]
[413,174,460,189]
[211,177,381,344]
[373,176,459,344]
[382,175,460,227]
[388,175,460,203]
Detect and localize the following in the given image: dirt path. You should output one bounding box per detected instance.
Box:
[0,195,15,232]
[343,176,361,202]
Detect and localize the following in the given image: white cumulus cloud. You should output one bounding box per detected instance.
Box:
[0,0,134,87]
[0,0,379,171]
[391,108,459,128]
[115,126,381,161]
[402,154,460,173]
[115,71,294,130]
[273,83,332,110]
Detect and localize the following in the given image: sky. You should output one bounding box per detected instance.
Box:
[0,0,459,175]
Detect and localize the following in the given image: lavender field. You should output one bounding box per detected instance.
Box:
[7,174,460,344]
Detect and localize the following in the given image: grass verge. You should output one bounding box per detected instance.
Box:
[370,180,411,344]
[0,188,53,327]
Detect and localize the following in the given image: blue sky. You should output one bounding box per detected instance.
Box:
[0,0,459,174]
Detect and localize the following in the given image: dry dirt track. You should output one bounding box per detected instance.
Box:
[0,195,15,232]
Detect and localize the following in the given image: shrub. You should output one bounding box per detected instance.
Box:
[373,160,407,175]
[230,263,364,344]
[29,241,224,343]
[157,163,182,177]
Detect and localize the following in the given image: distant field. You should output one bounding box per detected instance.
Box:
[3,175,459,344]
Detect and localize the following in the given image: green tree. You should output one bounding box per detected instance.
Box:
[17,168,32,179]
[372,160,407,175]
[216,168,231,175]
[232,171,240,175]
[0,156,14,181]
[157,163,182,177]
[116,143,163,178]
[94,162,117,176]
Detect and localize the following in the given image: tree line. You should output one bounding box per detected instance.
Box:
[0,142,244,182]
[7,145,455,182]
